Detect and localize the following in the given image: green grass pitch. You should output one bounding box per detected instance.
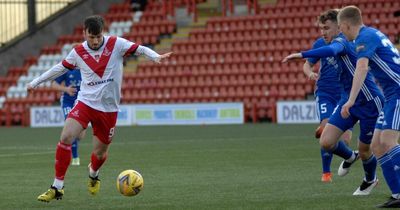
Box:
[0,124,391,209]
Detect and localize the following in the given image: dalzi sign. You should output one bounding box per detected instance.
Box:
[30,106,65,127]
[277,101,319,124]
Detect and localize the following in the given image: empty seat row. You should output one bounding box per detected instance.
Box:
[134,61,304,76]
[122,72,312,90]
[189,28,320,42]
[108,3,131,14]
[173,39,314,54]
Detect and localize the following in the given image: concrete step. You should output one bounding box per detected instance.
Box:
[197,0,221,17]
[124,60,138,72]
[258,0,277,6]
[197,0,219,10]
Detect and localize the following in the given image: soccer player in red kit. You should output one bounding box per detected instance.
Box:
[27,15,172,202]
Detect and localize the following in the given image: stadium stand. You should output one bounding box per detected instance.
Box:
[0,0,398,126]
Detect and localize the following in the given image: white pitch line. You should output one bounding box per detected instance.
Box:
[0,151,54,158]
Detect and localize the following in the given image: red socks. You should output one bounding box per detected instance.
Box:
[91,152,107,172]
[54,141,107,180]
[55,142,72,180]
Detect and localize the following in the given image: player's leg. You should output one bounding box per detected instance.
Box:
[71,141,79,165]
[376,129,400,207]
[317,119,334,182]
[352,140,378,195]
[62,103,81,166]
[71,129,86,166]
[352,100,381,195]
[316,97,341,182]
[87,111,117,195]
[318,127,352,183]
[320,106,357,166]
[383,129,400,176]
[87,136,110,195]
[321,123,357,168]
[375,100,400,207]
[373,129,400,207]
[37,118,85,202]
[341,129,352,146]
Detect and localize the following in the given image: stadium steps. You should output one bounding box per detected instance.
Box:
[124,25,197,72]
[196,0,220,17]
[257,0,277,5]
[124,0,218,72]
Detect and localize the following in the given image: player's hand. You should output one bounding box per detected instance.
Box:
[308,72,319,80]
[282,53,302,63]
[65,85,77,96]
[341,101,354,119]
[156,52,173,63]
[26,83,34,94]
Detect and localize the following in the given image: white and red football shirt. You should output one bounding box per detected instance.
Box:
[62,36,138,112]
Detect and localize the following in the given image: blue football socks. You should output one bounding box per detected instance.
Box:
[71,139,79,159]
[378,153,400,195]
[321,148,333,173]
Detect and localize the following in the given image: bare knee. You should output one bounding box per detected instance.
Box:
[60,131,76,144]
[379,140,397,154]
[319,124,344,151]
[320,136,335,151]
[371,139,384,157]
[370,130,398,157]
[380,130,400,152]
[60,118,84,145]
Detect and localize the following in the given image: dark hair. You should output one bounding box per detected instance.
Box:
[318,9,339,24]
[84,15,105,35]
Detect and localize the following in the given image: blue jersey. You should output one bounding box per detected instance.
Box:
[307,37,342,97]
[55,69,81,104]
[301,34,384,141]
[332,34,384,106]
[355,26,400,101]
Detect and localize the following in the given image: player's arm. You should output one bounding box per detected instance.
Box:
[282,42,344,62]
[303,60,318,80]
[52,81,77,97]
[27,63,68,90]
[134,45,172,63]
[340,33,378,118]
[28,48,77,91]
[340,58,369,118]
[120,37,172,63]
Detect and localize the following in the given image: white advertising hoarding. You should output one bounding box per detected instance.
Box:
[30,106,65,128]
[116,105,133,126]
[277,101,319,124]
[132,103,244,125]
[30,103,244,127]
[30,105,133,127]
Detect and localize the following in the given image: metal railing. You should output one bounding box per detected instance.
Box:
[0,0,77,47]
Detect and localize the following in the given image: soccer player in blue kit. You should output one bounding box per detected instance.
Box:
[283,8,384,195]
[53,68,85,166]
[302,9,352,183]
[338,5,400,208]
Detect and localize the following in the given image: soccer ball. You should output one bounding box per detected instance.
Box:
[116,169,144,196]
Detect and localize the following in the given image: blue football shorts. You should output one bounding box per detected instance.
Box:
[375,98,400,131]
[61,100,76,120]
[316,94,340,122]
[329,97,382,144]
